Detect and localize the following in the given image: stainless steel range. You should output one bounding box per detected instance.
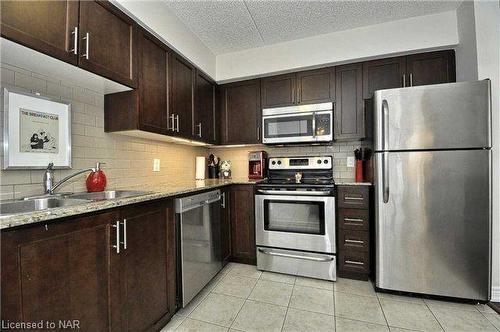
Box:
[255,156,336,281]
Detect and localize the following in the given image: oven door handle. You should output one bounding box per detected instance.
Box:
[258,248,334,262]
[256,189,332,196]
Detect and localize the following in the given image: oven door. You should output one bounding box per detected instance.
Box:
[255,193,336,253]
[262,110,333,144]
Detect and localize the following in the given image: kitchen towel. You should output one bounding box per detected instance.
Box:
[195,156,206,180]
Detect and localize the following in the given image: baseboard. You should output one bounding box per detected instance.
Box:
[491,286,500,302]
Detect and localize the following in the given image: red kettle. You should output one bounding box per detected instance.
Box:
[86,162,107,192]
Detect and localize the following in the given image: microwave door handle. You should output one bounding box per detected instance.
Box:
[312,112,316,138]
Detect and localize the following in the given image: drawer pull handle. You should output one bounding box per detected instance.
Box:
[258,248,334,262]
[344,217,364,223]
[345,260,364,266]
[344,196,364,201]
[345,239,364,244]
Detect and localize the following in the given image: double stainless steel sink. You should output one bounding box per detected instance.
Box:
[0,190,152,217]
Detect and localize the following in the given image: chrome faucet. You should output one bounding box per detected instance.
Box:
[43,163,97,195]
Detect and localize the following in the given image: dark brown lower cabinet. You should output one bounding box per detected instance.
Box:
[221,187,232,265]
[1,200,176,332]
[336,185,373,280]
[230,185,256,265]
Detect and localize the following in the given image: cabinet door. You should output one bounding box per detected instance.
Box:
[170,54,194,138]
[194,71,216,143]
[362,57,406,99]
[221,187,231,265]
[297,68,335,104]
[406,50,456,86]
[220,80,261,144]
[78,1,136,87]
[261,73,296,108]
[0,1,79,65]
[335,63,364,140]
[138,30,169,134]
[1,211,121,331]
[230,185,256,264]
[120,201,175,331]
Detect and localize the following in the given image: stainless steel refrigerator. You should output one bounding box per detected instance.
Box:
[374,80,491,301]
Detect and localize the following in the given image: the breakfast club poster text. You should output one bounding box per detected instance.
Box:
[19,108,59,154]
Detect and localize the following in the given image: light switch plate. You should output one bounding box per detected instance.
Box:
[153,159,160,172]
[347,156,355,168]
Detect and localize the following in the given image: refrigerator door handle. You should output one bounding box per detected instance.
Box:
[383,152,389,203]
[382,99,389,150]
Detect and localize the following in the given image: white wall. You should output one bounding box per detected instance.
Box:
[113,0,216,79]
[216,11,459,82]
[473,0,500,302]
[455,1,478,81]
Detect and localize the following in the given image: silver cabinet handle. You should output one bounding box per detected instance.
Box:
[112,221,120,254]
[81,32,89,59]
[345,239,364,244]
[409,73,413,86]
[344,217,364,222]
[196,123,202,137]
[402,74,406,87]
[120,219,127,250]
[169,114,175,131]
[258,248,334,262]
[383,151,390,203]
[175,115,179,132]
[70,26,78,55]
[221,192,226,208]
[344,196,364,201]
[257,125,260,141]
[345,260,364,266]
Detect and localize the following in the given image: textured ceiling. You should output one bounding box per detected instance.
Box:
[163,0,461,55]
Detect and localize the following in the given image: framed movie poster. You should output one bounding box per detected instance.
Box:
[3,88,71,169]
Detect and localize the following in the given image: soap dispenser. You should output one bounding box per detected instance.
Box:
[86,162,107,192]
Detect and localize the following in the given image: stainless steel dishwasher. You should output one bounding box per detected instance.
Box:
[175,189,222,307]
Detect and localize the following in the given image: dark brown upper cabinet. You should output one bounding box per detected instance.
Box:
[362,57,406,99]
[335,63,364,140]
[104,29,169,134]
[406,50,455,87]
[219,79,261,145]
[169,54,195,138]
[261,73,296,108]
[194,71,216,143]
[296,68,335,104]
[78,1,137,87]
[261,69,335,108]
[0,1,137,88]
[0,0,80,65]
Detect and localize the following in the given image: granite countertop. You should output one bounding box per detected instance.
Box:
[0,178,258,230]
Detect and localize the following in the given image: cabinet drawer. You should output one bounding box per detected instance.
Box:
[337,186,369,209]
[338,208,369,230]
[339,229,369,252]
[338,250,369,274]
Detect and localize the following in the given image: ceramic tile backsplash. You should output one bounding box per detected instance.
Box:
[0,63,207,200]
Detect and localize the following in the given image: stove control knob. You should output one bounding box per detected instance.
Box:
[277,160,282,165]
[271,161,276,165]
[317,160,322,164]
[324,159,329,164]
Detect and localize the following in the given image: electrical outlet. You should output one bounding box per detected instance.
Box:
[347,156,355,168]
[153,159,160,172]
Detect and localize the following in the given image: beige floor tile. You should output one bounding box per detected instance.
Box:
[190,293,245,327]
[231,300,287,332]
[248,279,293,306]
[205,272,226,292]
[336,317,389,332]
[295,276,334,290]
[334,278,376,297]
[160,314,185,331]
[213,275,258,299]
[475,303,496,314]
[260,271,296,285]
[379,298,442,331]
[389,327,421,332]
[335,292,386,325]
[483,313,500,330]
[289,285,335,315]
[227,263,262,279]
[177,287,211,317]
[176,318,228,332]
[424,299,482,313]
[282,308,335,332]
[430,306,497,332]
[376,292,425,305]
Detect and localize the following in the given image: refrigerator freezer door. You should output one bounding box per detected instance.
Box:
[375,149,491,300]
[374,80,491,151]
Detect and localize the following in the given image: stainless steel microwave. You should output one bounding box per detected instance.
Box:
[262,102,333,144]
